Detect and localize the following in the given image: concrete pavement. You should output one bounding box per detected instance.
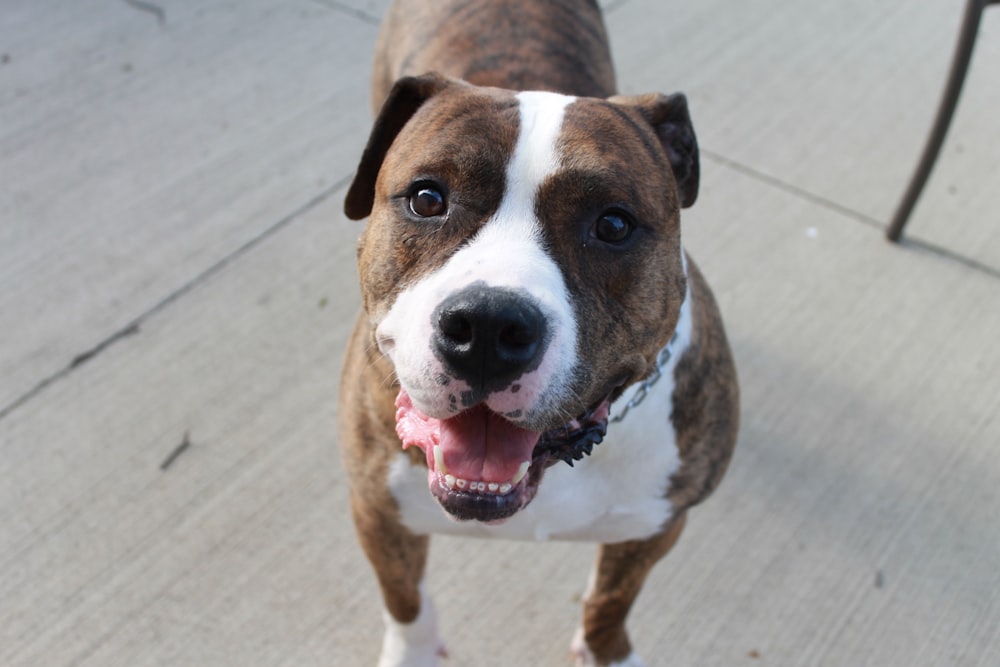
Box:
[2,0,998,665]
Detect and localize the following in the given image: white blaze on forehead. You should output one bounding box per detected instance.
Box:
[505,91,574,220]
[475,91,575,247]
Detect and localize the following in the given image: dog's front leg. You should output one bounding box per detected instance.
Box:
[350,496,444,667]
[572,513,688,667]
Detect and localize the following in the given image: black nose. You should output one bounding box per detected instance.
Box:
[432,284,548,392]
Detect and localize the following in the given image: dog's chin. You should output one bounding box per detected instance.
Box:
[395,390,611,524]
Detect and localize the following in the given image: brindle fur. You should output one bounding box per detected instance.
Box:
[340,0,739,664]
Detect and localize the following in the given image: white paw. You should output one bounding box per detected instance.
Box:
[570,627,646,667]
[378,590,447,667]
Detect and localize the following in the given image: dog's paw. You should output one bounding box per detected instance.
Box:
[378,591,447,667]
[570,627,646,667]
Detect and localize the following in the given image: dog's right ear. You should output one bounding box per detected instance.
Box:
[344,73,454,220]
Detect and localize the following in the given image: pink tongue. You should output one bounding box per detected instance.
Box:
[439,405,541,482]
[395,391,541,483]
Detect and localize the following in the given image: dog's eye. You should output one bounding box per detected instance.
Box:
[593,210,634,244]
[408,185,447,218]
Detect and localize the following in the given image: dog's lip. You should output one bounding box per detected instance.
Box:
[532,396,612,468]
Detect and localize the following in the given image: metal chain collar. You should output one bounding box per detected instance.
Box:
[609,331,679,424]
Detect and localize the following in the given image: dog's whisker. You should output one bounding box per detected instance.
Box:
[379,370,399,390]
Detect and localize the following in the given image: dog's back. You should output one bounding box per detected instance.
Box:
[371,0,617,107]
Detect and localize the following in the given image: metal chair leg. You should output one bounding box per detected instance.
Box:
[887,0,998,242]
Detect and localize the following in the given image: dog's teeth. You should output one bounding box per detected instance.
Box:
[433,445,447,474]
[512,460,531,485]
[444,476,520,495]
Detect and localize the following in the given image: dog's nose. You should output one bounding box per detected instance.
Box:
[432,284,548,391]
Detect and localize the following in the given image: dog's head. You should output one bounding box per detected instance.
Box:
[345,73,698,523]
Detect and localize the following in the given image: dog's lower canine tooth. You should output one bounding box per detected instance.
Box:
[433,445,447,473]
[512,461,531,485]
[499,483,512,494]
[444,474,456,489]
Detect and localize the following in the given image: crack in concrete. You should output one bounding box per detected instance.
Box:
[308,0,380,26]
[0,176,350,422]
[122,0,166,28]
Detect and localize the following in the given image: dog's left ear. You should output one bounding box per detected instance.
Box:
[344,73,454,220]
[609,92,699,208]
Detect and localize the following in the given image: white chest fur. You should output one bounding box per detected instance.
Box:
[386,288,693,544]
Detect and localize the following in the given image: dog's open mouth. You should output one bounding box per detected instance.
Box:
[395,390,610,523]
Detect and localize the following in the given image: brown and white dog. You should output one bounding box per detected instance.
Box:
[339,1,739,665]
